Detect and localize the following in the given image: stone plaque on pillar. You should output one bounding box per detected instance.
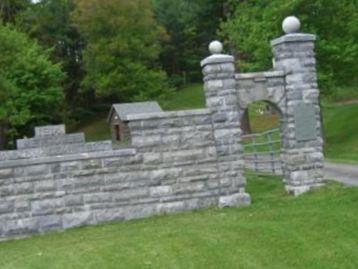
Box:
[294,103,317,141]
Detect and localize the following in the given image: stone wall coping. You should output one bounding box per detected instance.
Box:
[123,108,211,121]
[200,54,234,67]
[16,133,86,149]
[270,33,316,46]
[0,147,137,168]
[0,141,113,161]
[235,70,285,80]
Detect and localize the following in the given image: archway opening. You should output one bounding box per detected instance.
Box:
[241,101,282,175]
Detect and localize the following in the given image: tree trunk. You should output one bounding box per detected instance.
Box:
[0,123,8,150]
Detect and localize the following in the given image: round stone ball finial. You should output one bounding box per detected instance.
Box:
[209,40,223,55]
[282,16,301,34]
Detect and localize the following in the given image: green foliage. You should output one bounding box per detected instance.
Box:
[325,86,358,103]
[0,176,357,268]
[18,0,84,107]
[221,0,358,93]
[153,0,225,83]
[72,0,173,102]
[0,0,31,24]
[0,24,64,148]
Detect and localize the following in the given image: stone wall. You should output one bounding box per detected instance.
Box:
[234,32,324,196]
[0,18,325,241]
[0,109,249,241]
[271,34,324,195]
[235,71,285,111]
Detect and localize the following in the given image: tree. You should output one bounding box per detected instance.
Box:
[72,0,172,102]
[0,0,31,24]
[153,0,226,85]
[0,24,64,149]
[220,0,358,94]
[18,0,84,109]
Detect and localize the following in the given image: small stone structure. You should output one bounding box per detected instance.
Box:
[107,102,162,142]
[0,17,324,241]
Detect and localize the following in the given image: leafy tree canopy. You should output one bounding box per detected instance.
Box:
[72,0,172,102]
[220,0,358,92]
[0,0,31,24]
[153,0,225,84]
[0,24,64,148]
[18,0,84,107]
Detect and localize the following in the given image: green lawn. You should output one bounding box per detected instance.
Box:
[247,102,280,133]
[159,83,206,111]
[75,115,111,142]
[322,104,358,163]
[325,86,358,103]
[69,112,111,142]
[2,85,357,268]
[0,175,357,269]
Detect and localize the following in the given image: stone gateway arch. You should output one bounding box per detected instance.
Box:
[0,17,324,240]
[201,16,324,196]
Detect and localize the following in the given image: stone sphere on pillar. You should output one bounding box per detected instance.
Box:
[209,40,223,55]
[282,16,301,34]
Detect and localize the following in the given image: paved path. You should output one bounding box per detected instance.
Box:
[324,162,358,186]
[244,158,358,186]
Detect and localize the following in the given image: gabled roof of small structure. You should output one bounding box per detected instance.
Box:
[107,101,163,122]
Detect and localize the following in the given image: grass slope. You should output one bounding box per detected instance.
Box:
[323,104,358,162]
[0,175,357,269]
[75,114,111,142]
[159,83,206,111]
[66,108,112,142]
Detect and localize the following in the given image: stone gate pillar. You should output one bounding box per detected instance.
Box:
[201,41,250,206]
[271,17,325,195]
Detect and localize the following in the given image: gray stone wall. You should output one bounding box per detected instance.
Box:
[235,71,285,111]
[201,53,250,207]
[0,108,250,241]
[0,148,141,239]
[271,34,324,195]
[126,108,250,207]
[0,21,325,241]
[233,32,324,195]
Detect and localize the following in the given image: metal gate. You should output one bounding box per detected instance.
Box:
[242,128,282,175]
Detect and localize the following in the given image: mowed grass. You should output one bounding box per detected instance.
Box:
[247,102,280,133]
[72,113,111,142]
[159,83,206,111]
[322,104,358,163]
[0,175,357,269]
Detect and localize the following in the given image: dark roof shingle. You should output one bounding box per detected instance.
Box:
[108,101,163,122]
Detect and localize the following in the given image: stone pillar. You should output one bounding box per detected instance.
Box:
[271,17,325,195]
[201,41,250,207]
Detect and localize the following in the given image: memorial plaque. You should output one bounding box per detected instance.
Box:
[294,103,317,142]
